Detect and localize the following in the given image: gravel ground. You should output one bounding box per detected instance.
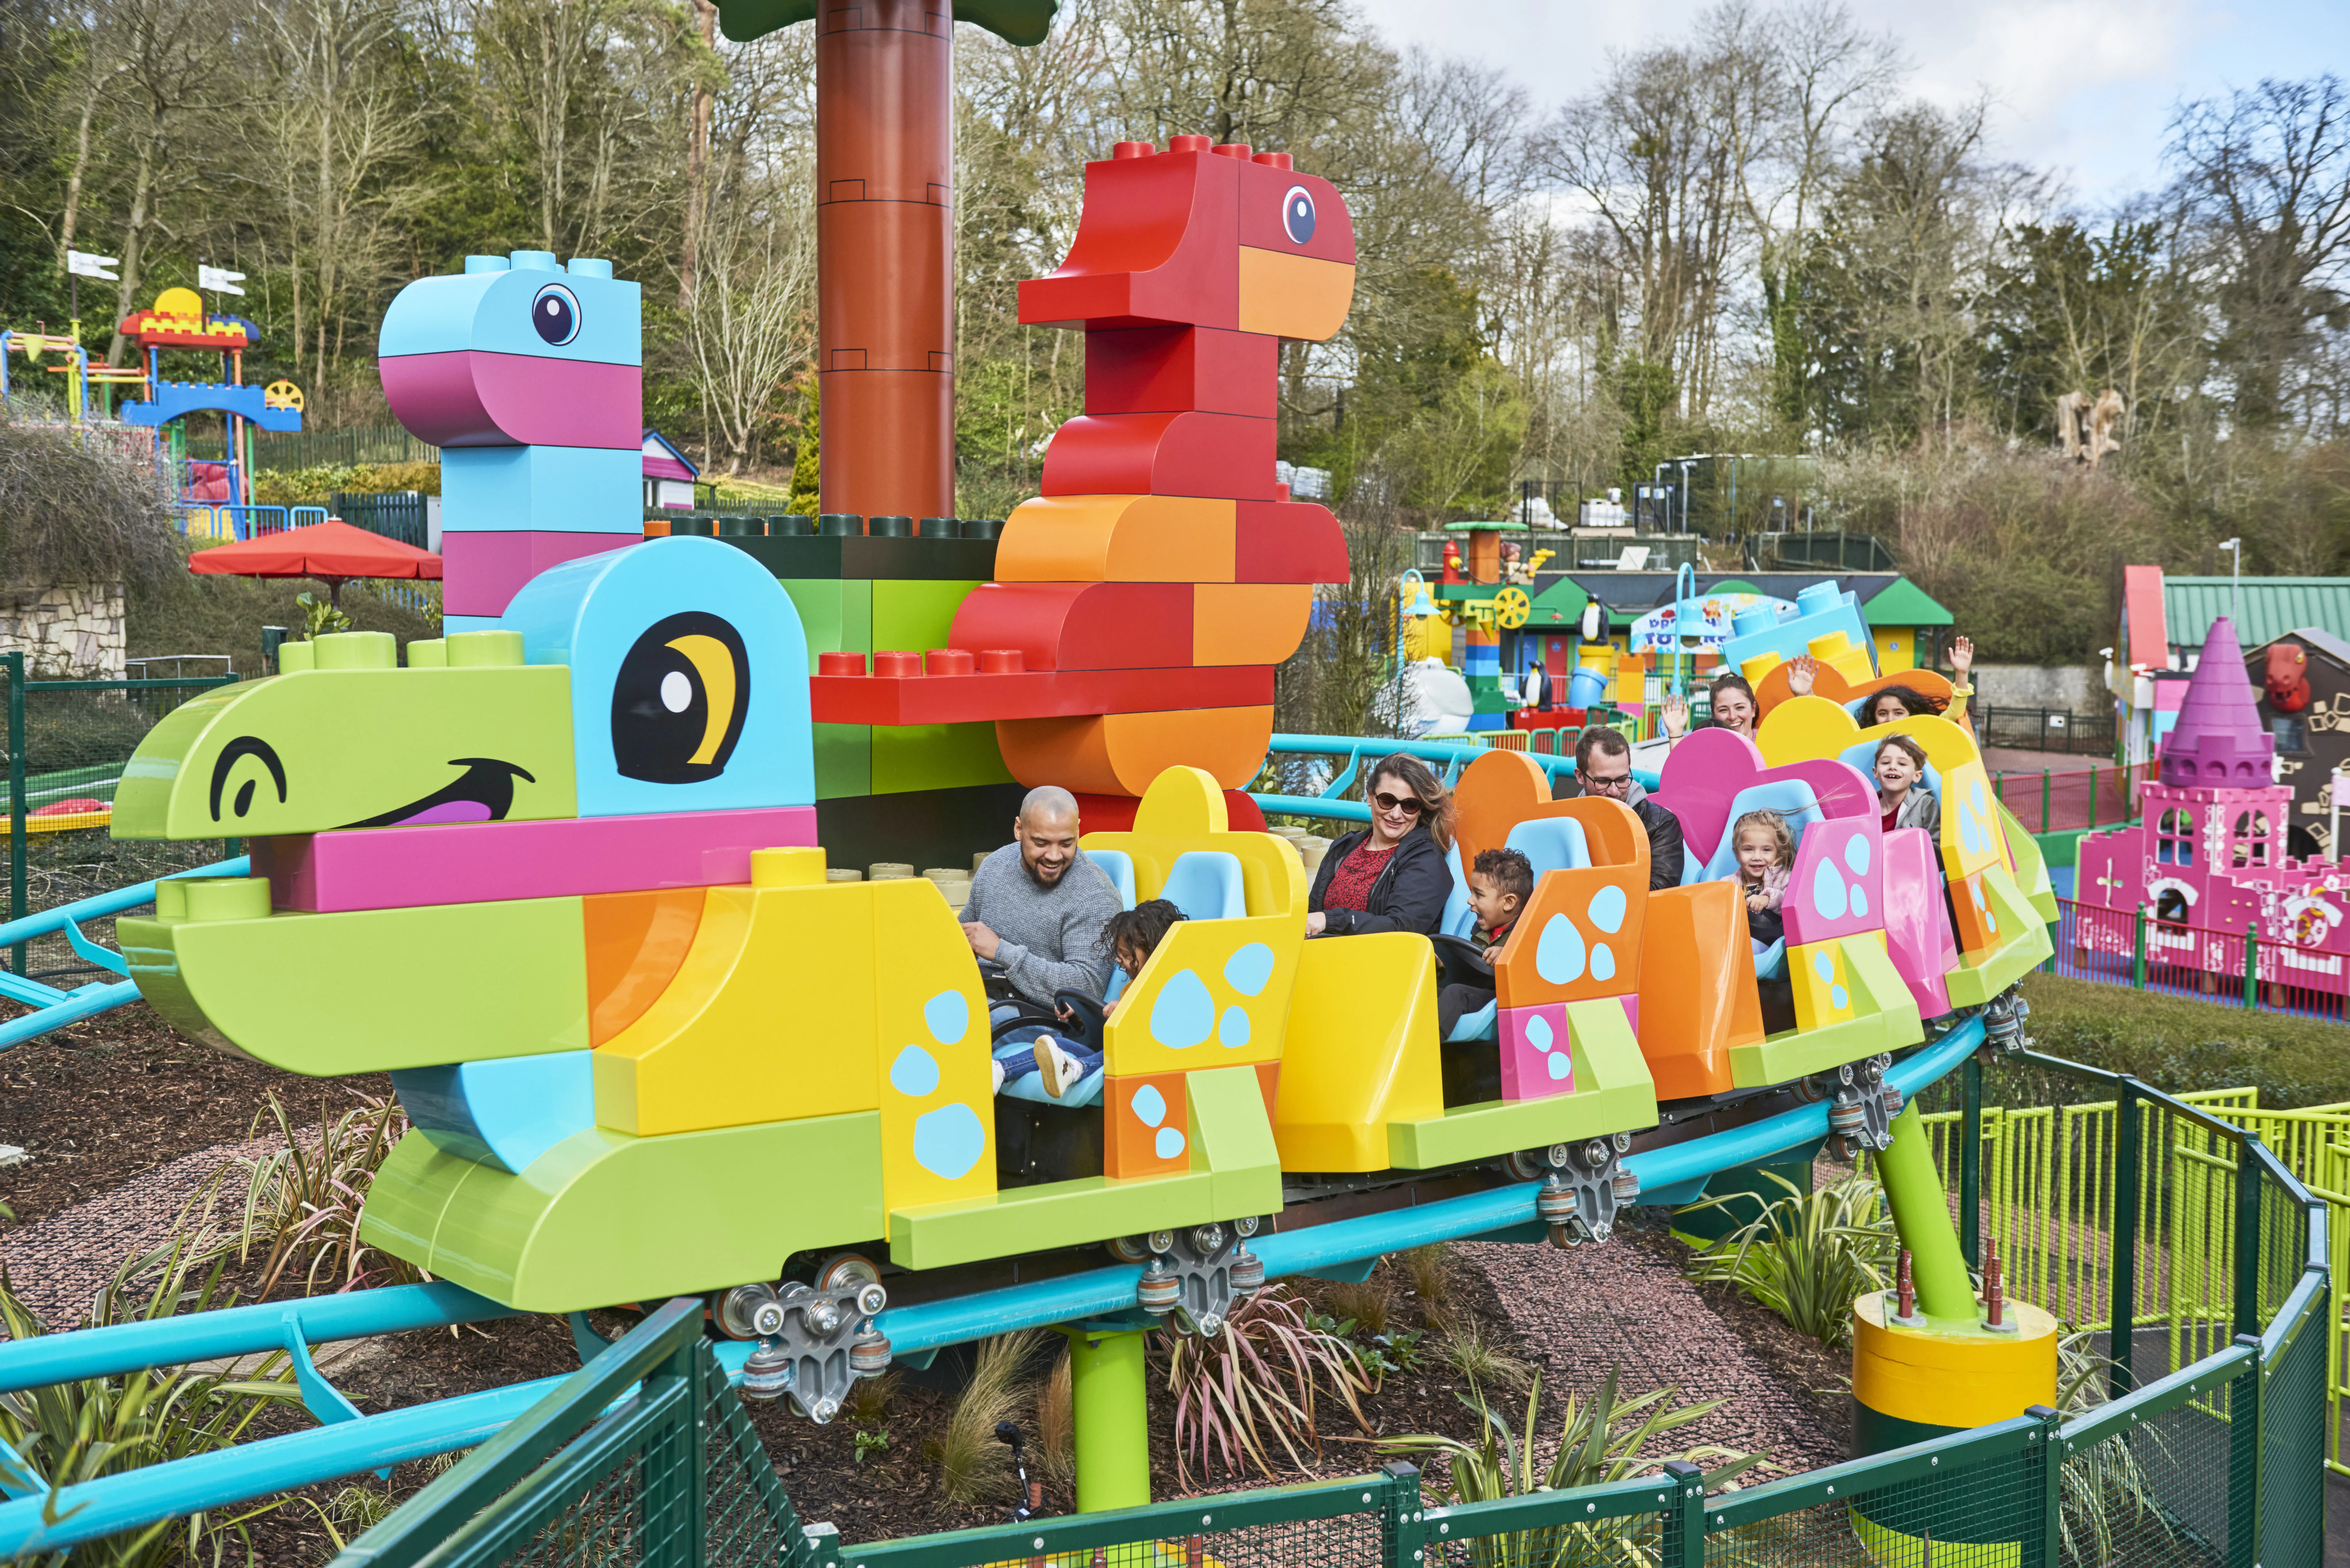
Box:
[1,1132,282,1327]
[1461,1224,1849,1478]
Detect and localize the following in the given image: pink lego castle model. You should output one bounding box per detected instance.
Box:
[2077,616,2350,994]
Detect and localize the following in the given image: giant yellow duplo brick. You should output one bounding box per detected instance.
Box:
[594,880,879,1135]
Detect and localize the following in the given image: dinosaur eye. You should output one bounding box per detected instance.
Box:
[611,612,751,784]
[532,283,580,346]
[1282,185,1315,245]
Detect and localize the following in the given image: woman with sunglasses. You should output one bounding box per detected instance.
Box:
[1304,753,1456,938]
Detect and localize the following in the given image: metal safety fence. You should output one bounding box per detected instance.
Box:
[1974,705,2121,757]
[2045,895,2348,1022]
[3,654,242,998]
[1988,763,2150,836]
[339,1047,2330,1568]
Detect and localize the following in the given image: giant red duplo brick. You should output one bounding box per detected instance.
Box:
[1019,147,1239,330]
[1235,497,1349,583]
[1041,411,1276,500]
[949,581,1194,669]
[1084,326,1275,418]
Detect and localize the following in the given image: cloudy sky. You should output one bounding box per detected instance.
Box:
[1353,0,2350,210]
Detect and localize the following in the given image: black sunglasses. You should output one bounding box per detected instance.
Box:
[1371,790,1425,815]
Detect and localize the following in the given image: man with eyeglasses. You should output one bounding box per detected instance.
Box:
[1567,727,1684,890]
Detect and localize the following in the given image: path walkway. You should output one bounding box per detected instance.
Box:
[1462,1228,1847,1477]
[1,1134,281,1327]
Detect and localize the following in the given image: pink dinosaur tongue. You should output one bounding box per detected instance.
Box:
[392,801,496,827]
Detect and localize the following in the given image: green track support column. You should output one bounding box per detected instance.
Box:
[1063,1327,1151,1513]
[1874,1100,1975,1319]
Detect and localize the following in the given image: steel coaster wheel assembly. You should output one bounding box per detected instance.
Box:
[720,1251,892,1421]
[1129,1218,1265,1334]
[1800,1055,1898,1159]
[1529,1134,1634,1248]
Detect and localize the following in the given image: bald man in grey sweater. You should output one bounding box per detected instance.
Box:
[960,786,1124,1009]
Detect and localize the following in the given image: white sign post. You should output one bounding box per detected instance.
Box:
[197,264,246,296]
[64,249,118,326]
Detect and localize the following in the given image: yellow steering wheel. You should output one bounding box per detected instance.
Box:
[264,379,305,412]
[1493,587,1532,629]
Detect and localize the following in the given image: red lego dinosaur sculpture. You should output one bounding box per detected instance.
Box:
[955,136,1356,797]
[2267,640,2312,714]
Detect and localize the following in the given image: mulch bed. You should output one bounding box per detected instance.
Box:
[1,1021,1870,1563]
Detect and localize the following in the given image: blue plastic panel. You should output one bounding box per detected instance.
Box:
[379,261,643,366]
[393,1052,595,1173]
[441,446,643,537]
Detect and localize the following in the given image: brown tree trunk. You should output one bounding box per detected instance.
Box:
[680,0,716,307]
[814,0,952,521]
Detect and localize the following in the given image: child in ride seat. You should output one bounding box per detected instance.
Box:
[997,899,1186,1101]
[1436,848,1534,1039]
[1874,734,1939,837]
[1731,809,1794,947]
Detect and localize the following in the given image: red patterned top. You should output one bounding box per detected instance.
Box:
[1322,841,1396,912]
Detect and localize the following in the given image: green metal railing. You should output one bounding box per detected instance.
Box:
[343,1048,2331,1568]
[4,654,242,980]
[330,1298,827,1568]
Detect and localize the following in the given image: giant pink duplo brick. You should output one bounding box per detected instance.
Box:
[253,806,820,912]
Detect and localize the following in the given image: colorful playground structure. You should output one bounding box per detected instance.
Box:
[0,54,2323,1568]
[2076,613,2350,1001]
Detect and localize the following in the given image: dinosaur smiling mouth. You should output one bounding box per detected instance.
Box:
[342,758,539,830]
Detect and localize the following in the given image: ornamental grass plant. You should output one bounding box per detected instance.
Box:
[1679,1170,1897,1347]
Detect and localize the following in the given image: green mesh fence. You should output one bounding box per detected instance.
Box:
[4,662,241,986]
[336,1061,2331,1568]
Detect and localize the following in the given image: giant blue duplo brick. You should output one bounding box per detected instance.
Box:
[441,445,643,536]
[1718,580,1875,685]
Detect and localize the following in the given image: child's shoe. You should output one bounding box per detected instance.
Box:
[1034,1037,1085,1100]
[992,1058,1006,1095]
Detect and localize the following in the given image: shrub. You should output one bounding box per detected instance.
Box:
[191,1090,419,1296]
[1381,1366,1761,1564]
[1160,1284,1372,1486]
[1680,1170,1896,1346]
[2013,974,2350,1109]
[926,1330,1040,1506]
[1401,1244,1453,1317]
[1322,1275,1395,1337]
[1035,1347,1073,1488]
[0,1239,312,1565]
[1434,1315,1533,1394]
[0,416,182,590]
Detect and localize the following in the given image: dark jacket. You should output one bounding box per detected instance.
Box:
[1558,777,1685,890]
[1306,824,1452,937]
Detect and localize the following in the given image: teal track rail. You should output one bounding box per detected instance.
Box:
[0,1014,1982,1554]
[0,856,249,1050]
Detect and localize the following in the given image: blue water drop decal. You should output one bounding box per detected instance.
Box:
[1536,915,1586,985]
[1130,1083,1167,1127]
[1155,1126,1187,1161]
[1591,942,1615,982]
[889,1045,940,1099]
[913,1103,984,1180]
[1844,835,1871,874]
[1219,1005,1251,1048]
[1547,1051,1572,1080]
[1223,943,1276,996]
[1813,950,1836,981]
[1851,886,1869,918]
[1149,969,1214,1049]
[1987,910,1998,933]
[1971,779,1988,813]
[923,989,969,1045]
[1526,1013,1554,1052]
[1830,984,1850,1011]
[1587,884,1627,934]
[1812,860,1849,920]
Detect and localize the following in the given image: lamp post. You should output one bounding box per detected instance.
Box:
[2219,537,2241,634]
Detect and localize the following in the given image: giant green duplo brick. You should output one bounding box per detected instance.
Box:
[779,579,872,656]
[814,724,872,798]
[360,1112,884,1310]
[118,890,589,1074]
[872,578,978,654]
[871,722,1013,795]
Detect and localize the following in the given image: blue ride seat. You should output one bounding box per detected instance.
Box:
[1439,843,1474,939]
[1504,815,1592,878]
[1086,848,1138,911]
[1684,779,1829,886]
[1161,850,1247,921]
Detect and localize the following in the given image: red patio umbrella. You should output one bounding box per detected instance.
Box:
[189,518,443,607]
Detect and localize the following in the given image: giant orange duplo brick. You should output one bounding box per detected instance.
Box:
[950,580,1193,669]
[1019,146,1239,330]
[1235,498,1348,583]
[1042,411,1276,501]
[583,887,704,1045]
[1194,583,1312,666]
[993,494,1236,583]
[1085,326,1275,417]
[997,705,1274,795]
[1103,1072,1192,1179]
[1634,883,1760,1098]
